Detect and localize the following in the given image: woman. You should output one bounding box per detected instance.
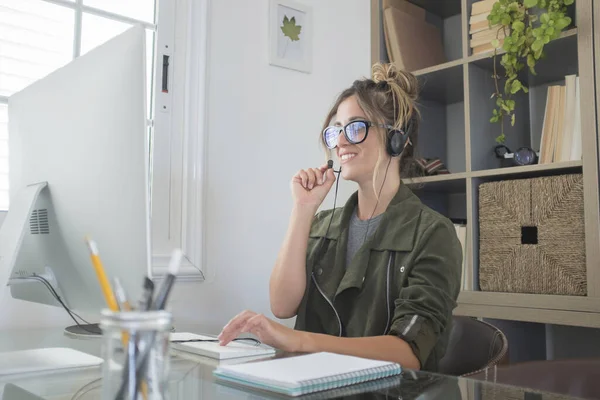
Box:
[218,63,462,372]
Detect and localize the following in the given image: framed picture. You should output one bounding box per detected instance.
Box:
[269,0,312,73]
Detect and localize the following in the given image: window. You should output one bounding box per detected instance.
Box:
[0,0,208,279]
[0,0,155,209]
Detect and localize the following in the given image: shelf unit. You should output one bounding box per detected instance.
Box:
[372,0,600,328]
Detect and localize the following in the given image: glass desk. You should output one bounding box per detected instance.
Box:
[0,326,587,400]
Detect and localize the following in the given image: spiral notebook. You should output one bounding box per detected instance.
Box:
[213,352,402,397]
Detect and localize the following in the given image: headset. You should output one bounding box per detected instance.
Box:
[386,114,415,157]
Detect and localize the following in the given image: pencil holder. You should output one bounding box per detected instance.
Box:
[100,309,172,400]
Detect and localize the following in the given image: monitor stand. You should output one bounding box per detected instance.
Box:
[64,323,102,339]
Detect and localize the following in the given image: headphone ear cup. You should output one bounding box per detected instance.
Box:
[387,129,407,157]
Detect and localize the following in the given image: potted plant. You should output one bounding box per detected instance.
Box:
[487,0,574,144]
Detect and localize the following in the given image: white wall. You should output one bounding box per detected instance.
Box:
[165,0,370,333]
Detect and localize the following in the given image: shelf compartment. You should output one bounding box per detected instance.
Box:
[468,37,580,173]
[414,62,466,178]
[467,29,578,64]
[469,29,578,87]
[411,185,467,222]
[381,0,463,70]
[467,62,532,171]
[417,63,465,104]
[402,173,467,193]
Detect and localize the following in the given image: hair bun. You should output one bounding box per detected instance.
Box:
[371,63,419,101]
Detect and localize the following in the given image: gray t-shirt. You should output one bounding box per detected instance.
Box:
[346,207,384,268]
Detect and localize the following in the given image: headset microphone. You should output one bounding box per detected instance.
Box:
[327,159,341,174]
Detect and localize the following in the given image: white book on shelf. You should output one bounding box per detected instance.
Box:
[539,85,558,163]
[560,75,577,162]
[453,223,467,290]
[570,76,582,161]
[552,85,566,163]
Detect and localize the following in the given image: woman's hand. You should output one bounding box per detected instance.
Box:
[291,164,336,209]
[217,310,306,353]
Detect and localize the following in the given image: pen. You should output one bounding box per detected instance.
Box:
[151,248,182,310]
[134,249,182,394]
[85,237,119,311]
[116,249,182,399]
[113,272,149,399]
[136,277,154,398]
[138,277,155,311]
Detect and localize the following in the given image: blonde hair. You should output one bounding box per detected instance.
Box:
[320,62,422,191]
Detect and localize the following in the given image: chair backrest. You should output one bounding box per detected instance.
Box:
[438,316,508,376]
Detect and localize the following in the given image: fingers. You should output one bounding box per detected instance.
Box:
[218,310,256,345]
[294,165,331,189]
[326,168,336,185]
[318,163,331,174]
[298,170,309,188]
[241,314,267,335]
[313,168,325,186]
[305,168,317,189]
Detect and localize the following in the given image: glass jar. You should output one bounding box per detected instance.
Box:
[100,309,172,400]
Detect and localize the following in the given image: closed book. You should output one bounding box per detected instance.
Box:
[383,7,446,71]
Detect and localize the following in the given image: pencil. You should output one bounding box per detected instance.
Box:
[85,236,119,312]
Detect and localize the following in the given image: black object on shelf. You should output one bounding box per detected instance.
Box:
[494,145,539,167]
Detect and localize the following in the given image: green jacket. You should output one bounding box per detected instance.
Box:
[294,184,462,371]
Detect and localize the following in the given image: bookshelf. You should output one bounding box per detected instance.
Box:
[371,0,600,328]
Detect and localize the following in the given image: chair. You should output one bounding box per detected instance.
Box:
[438,316,508,376]
[468,358,600,399]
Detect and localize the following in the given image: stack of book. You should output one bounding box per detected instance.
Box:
[469,0,505,55]
[538,75,582,164]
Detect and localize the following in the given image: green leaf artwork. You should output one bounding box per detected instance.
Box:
[281,15,302,41]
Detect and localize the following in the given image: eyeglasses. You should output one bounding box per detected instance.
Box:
[322,120,395,149]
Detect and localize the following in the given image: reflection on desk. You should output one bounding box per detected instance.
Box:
[0,326,590,399]
[1,359,589,400]
[0,383,46,400]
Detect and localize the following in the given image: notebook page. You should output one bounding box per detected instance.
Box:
[215,352,398,387]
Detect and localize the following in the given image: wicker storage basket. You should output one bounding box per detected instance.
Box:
[478,173,586,296]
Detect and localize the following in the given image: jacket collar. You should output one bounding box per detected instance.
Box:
[310,183,421,252]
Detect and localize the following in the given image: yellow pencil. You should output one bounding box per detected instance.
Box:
[87,237,148,399]
[85,236,119,312]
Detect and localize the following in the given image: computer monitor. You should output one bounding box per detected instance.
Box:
[0,24,151,336]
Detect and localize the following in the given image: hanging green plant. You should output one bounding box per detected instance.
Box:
[487,0,574,144]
